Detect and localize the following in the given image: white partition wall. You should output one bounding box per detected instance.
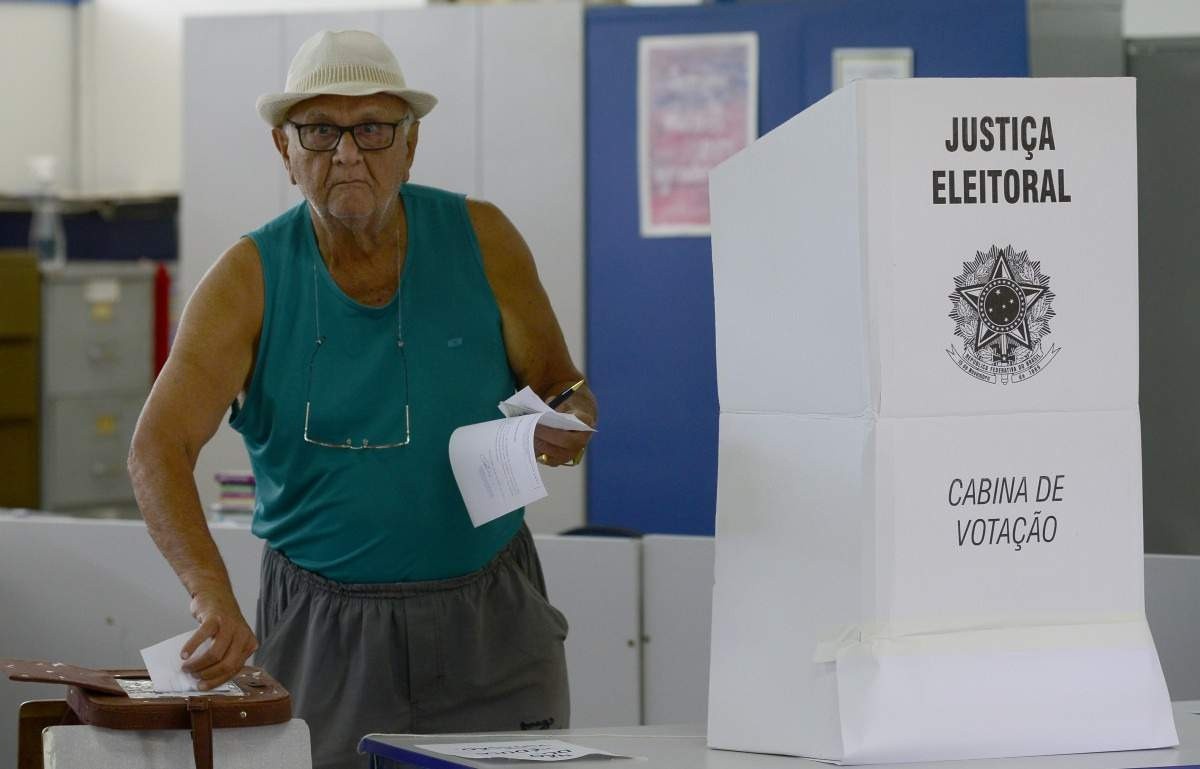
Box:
[0,3,74,193]
[182,14,286,302]
[537,536,643,727]
[181,15,288,532]
[645,543,1200,724]
[707,78,1174,763]
[479,2,586,534]
[180,4,585,533]
[380,6,481,199]
[0,515,262,765]
[5,514,1197,761]
[0,515,640,762]
[641,535,714,725]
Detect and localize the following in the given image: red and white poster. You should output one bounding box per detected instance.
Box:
[638,33,758,237]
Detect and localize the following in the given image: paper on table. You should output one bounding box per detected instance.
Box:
[140,630,214,693]
[414,739,628,762]
[449,388,596,528]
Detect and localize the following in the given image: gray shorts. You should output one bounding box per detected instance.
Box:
[254,524,570,769]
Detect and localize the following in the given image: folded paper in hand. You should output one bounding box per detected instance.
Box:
[140,630,214,694]
[496,386,594,431]
[449,388,595,528]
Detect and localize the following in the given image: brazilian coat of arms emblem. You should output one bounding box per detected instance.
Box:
[948,245,1059,385]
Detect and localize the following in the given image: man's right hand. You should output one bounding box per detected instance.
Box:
[180,587,259,690]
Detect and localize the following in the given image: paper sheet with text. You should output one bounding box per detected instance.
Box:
[449,387,595,528]
[415,739,628,762]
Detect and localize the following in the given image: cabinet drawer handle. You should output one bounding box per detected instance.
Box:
[90,462,119,478]
[86,344,118,364]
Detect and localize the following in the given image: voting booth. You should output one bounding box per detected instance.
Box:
[706,78,1176,763]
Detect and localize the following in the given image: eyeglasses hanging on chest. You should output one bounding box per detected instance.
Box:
[303,259,412,450]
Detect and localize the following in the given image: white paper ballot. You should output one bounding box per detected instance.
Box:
[449,388,596,528]
[499,387,596,432]
[415,739,627,762]
[140,630,214,693]
[450,413,546,527]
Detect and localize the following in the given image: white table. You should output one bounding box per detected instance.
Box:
[360,701,1200,768]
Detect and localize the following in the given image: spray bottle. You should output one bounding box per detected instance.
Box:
[28,155,66,267]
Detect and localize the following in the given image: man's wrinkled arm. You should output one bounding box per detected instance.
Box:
[128,237,263,687]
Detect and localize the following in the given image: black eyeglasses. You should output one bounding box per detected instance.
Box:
[288,117,412,152]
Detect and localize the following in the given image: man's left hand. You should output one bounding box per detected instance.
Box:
[534,393,596,467]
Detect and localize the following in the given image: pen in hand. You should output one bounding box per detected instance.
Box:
[547,379,585,410]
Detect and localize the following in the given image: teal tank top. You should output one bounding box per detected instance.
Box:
[233,184,523,582]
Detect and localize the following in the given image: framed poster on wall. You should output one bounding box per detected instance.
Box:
[638,32,758,237]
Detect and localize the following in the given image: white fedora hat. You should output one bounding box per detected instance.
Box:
[256,29,438,126]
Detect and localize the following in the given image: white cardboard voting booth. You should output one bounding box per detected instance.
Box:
[707,78,1176,763]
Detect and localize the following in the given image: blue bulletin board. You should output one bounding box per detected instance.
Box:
[584,0,1029,535]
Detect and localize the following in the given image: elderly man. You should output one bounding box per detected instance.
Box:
[128,29,595,769]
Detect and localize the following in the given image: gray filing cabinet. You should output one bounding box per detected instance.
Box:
[40,263,154,513]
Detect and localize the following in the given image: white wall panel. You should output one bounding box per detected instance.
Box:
[73,0,426,197]
[0,3,74,194]
[77,0,181,194]
[641,535,714,725]
[0,516,263,765]
[181,15,285,302]
[537,535,642,727]
[283,11,384,52]
[182,16,287,501]
[379,6,480,196]
[1124,0,1200,38]
[0,516,636,760]
[479,1,583,360]
[480,2,585,534]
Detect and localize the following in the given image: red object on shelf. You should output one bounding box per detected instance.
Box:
[153,262,170,378]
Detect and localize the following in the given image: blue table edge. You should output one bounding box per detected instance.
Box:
[359,735,471,769]
[358,733,1200,769]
